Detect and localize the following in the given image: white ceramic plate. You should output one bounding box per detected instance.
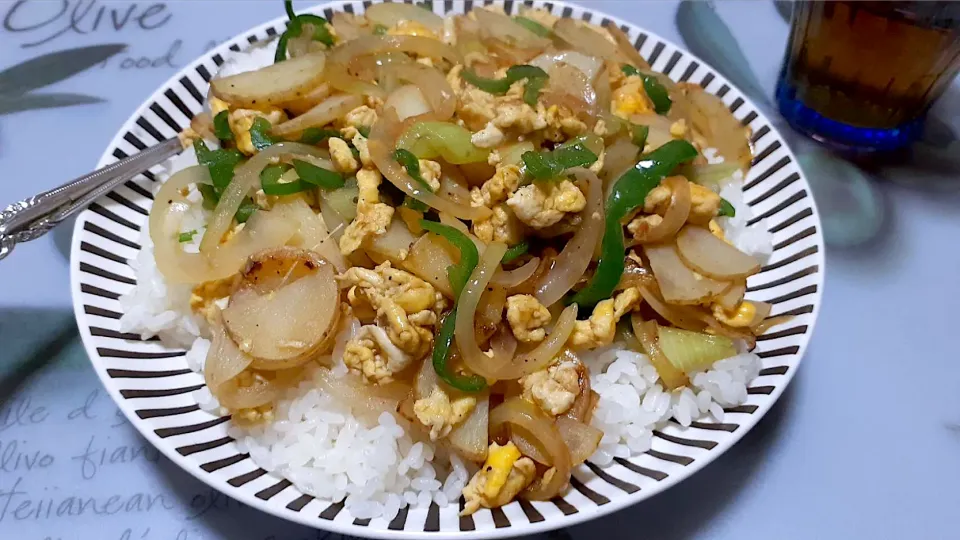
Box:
[70,1,824,538]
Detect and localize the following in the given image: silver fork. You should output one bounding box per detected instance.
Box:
[0,138,183,260]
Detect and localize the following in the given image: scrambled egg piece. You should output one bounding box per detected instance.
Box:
[344,105,378,130]
[413,386,477,441]
[670,119,688,138]
[341,126,372,168]
[329,137,360,174]
[387,20,438,38]
[519,357,581,416]
[568,287,642,349]
[476,164,522,207]
[492,101,547,133]
[461,442,536,516]
[190,275,240,326]
[505,294,551,343]
[419,159,442,191]
[643,179,722,225]
[713,300,757,328]
[709,219,730,243]
[338,261,444,359]
[233,403,275,426]
[343,325,413,384]
[613,76,654,119]
[473,204,524,244]
[471,122,505,149]
[543,105,588,142]
[224,108,288,156]
[507,180,586,229]
[339,168,394,255]
[448,65,498,131]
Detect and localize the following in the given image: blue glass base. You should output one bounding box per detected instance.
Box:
[775,77,924,154]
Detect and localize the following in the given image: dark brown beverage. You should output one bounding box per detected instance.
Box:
[777,1,960,151]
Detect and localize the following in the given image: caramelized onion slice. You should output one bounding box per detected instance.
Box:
[456,242,510,380]
[556,416,602,466]
[490,397,571,501]
[630,175,690,244]
[272,93,363,137]
[676,225,761,280]
[491,257,540,289]
[492,304,578,380]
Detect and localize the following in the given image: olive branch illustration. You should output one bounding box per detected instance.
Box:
[0,44,126,116]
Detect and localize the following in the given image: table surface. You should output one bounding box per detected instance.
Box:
[2,1,960,539]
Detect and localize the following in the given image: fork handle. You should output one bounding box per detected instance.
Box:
[0,138,183,260]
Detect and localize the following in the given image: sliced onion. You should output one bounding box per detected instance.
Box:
[216,375,277,410]
[150,165,297,284]
[370,107,492,220]
[554,18,618,62]
[644,242,729,305]
[200,142,329,254]
[475,285,507,343]
[315,368,410,417]
[630,313,688,390]
[381,63,455,120]
[676,225,761,280]
[556,416,602,466]
[271,198,346,272]
[456,242,510,380]
[222,261,339,367]
[530,51,603,81]
[491,304,578,380]
[678,83,753,170]
[385,84,432,121]
[204,311,253,393]
[535,168,603,307]
[439,212,485,253]
[629,112,675,151]
[631,175,690,244]
[366,2,444,33]
[438,165,473,206]
[327,35,462,98]
[474,8,551,50]
[604,23,650,69]
[490,397,571,501]
[448,392,490,463]
[366,217,418,265]
[272,93,363,137]
[594,63,612,116]
[638,285,708,332]
[544,62,596,117]
[563,362,594,424]
[716,281,747,312]
[491,257,540,289]
[601,136,639,188]
[331,12,368,42]
[210,51,327,108]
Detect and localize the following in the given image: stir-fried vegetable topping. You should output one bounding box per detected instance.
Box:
[462,65,549,106]
[260,164,311,196]
[521,143,598,181]
[293,159,344,189]
[397,122,489,164]
[630,124,649,148]
[571,140,698,307]
[195,140,244,190]
[501,241,529,264]
[213,111,233,141]
[621,64,672,115]
[718,198,736,218]
[299,127,339,145]
[276,0,334,63]
[513,16,552,37]
[394,148,431,211]
[178,230,197,243]
[249,118,277,151]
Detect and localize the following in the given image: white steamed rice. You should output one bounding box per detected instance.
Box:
[115,45,775,522]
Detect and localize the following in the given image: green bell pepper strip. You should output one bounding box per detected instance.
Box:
[292,159,344,189]
[260,164,311,196]
[284,0,297,20]
[194,140,244,191]
[373,24,388,35]
[396,121,489,164]
[521,143,598,181]
[213,110,233,141]
[299,127,339,145]
[235,199,259,223]
[630,124,649,148]
[276,1,334,63]
[570,140,699,307]
[501,241,529,264]
[620,64,672,115]
[395,149,431,212]
[718,198,736,218]
[462,65,549,100]
[522,75,548,106]
[198,184,220,210]
[178,230,197,243]
[249,117,277,152]
[419,219,487,392]
[513,16,552,37]
[432,308,488,392]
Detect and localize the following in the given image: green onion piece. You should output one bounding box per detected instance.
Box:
[261,164,309,196]
[284,0,297,20]
[198,184,220,210]
[396,121,489,164]
[501,241,529,263]
[373,24,388,35]
[299,127,339,145]
[249,117,277,151]
[621,64,640,77]
[514,16,552,37]
[523,76,547,106]
[419,219,479,300]
[432,308,487,392]
[641,74,672,115]
[394,148,431,211]
[178,230,197,243]
[293,159,344,189]
[194,140,244,190]
[521,143,598,181]
[462,64,549,96]
[235,199,259,223]
[213,110,233,141]
[357,126,371,138]
[630,124,649,148]
[718,198,736,218]
[570,140,699,307]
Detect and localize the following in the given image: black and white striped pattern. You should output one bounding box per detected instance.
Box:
[69,1,823,537]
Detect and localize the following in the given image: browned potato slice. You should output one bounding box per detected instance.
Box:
[210,51,327,108]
